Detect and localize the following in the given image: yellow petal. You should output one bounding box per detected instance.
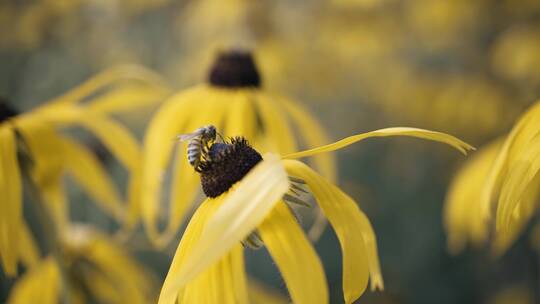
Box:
[141,86,211,241]
[284,159,383,303]
[144,87,229,245]
[259,202,329,304]
[18,222,40,269]
[248,279,289,304]
[275,96,337,241]
[276,96,336,181]
[160,198,248,304]
[181,245,248,304]
[42,65,168,109]
[224,92,257,140]
[80,231,156,303]
[480,102,540,221]
[86,82,171,115]
[497,133,540,231]
[444,140,501,254]
[255,94,297,154]
[0,126,22,276]
[160,154,289,298]
[60,137,124,221]
[283,127,475,160]
[13,117,68,227]
[7,257,60,304]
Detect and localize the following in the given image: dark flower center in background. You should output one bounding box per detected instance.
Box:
[208,50,262,88]
[200,137,262,198]
[0,98,18,123]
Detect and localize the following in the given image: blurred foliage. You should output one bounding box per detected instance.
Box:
[1,0,540,303]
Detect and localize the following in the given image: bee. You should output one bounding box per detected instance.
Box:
[177,125,218,171]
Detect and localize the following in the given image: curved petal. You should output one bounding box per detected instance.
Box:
[275,96,336,181]
[444,140,501,254]
[143,87,229,246]
[284,159,383,303]
[248,280,289,304]
[275,95,337,242]
[259,202,328,304]
[0,126,22,276]
[254,94,297,154]
[60,137,124,221]
[86,83,171,115]
[141,86,209,241]
[7,257,60,304]
[18,222,40,269]
[283,127,475,160]
[159,198,249,304]
[41,65,168,109]
[497,133,540,231]
[480,102,540,220]
[160,154,289,297]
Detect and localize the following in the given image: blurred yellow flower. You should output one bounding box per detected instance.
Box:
[158,126,472,304]
[141,50,336,246]
[7,226,157,304]
[0,65,169,276]
[445,100,540,254]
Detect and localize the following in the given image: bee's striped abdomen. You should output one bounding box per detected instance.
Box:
[187,138,202,166]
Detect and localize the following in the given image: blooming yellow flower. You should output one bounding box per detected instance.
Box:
[158,126,473,304]
[7,226,157,304]
[445,100,540,254]
[141,49,336,246]
[0,65,169,276]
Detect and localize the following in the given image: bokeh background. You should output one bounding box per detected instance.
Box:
[2,0,540,303]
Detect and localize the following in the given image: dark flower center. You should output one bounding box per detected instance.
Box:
[0,98,18,123]
[207,50,262,88]
[199,137,262,198]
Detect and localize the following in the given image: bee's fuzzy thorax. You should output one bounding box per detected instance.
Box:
[200,137,262,198]
[207,50,262,88]
[0,99,18,123]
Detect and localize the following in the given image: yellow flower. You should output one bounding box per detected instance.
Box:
[158,126,473,304]
[141,49,336,246]
[0,65,169,276]
[445,100,540,254]
[7,226,157,304]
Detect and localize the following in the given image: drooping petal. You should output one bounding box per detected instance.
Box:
[141,86,211,241]
[85,82,171,115]
[0,126,22,276]
[13,117,67,225]
[275,95,337,241]
[7,257,60,304]
[497,133,540,232]
[18,222,40,269]
[224,92,257,140]
[283,127,475,160]
[248,280,289,304]
[284,159,383,303]
[159,197,249,304]
[74,229,156,303]
[276,96,336,181]
[259,202,329,304]
[42,65,167,109]
[255,94,297,154]
[181,245,248,304]
[160,154,289,298]
[480,102,540,221]
[60,137,124,221]
[444,140,502,254]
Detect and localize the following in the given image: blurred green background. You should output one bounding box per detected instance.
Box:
[2,0,540,303]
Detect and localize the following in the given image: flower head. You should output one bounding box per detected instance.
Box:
[159,126,473,304]
[0,65,169,276]
[141,49,336,246]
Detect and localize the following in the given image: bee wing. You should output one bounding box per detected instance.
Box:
[177,128,207,142]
